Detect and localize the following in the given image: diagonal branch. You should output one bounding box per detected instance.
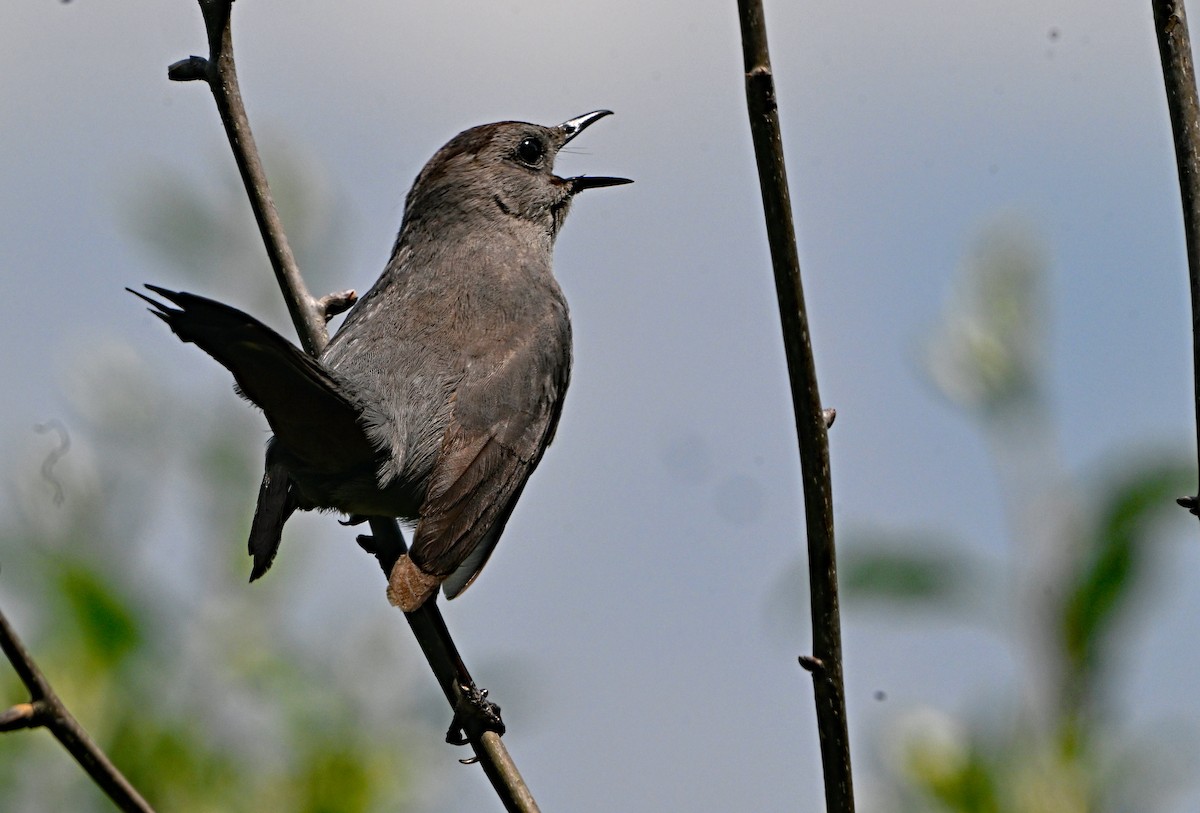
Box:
[1151,1,1200,519]
[736,2,856,811]
[169,3,539,810]
[168,1,341,356]
[0,603,156,813]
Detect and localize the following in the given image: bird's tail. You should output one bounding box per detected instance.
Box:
[248,456,299,581]
[130,286,355,431]
[130,285,376,579]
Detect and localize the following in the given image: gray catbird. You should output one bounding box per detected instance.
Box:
[132,110,629,611]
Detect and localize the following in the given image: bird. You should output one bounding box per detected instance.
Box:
[131,110,630,611]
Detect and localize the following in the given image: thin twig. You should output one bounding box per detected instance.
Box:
[171,4,539,810]
[0,605,156,813]
[736,2,856,811]
[1152,1,1200,517]
[168,0,331,355]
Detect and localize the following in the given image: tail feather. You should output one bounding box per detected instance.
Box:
[129,286,376,470]
[132,285,382,582]
[248,455,298,581]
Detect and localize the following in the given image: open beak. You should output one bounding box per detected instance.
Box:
[559,110,633,192]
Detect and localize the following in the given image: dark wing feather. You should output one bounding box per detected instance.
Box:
[409,317,569,597]
[414,426,531,584]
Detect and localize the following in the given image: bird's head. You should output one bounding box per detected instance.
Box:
[402,110,631,241]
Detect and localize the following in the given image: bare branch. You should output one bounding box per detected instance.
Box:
[317,289,359,322]
[0,604,156,813]
[736,2,856,810]
[1151,0,1200,516]
[173,3,538,809]
[170,0,333,355]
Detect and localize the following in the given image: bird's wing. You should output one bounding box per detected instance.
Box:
[409,316,570,598]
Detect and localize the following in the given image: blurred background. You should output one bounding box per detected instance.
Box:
[2,1,1199,811]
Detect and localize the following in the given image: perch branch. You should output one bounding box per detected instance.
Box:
[1151,1,1200,517]
[0,604,156,813]
[172,3,538,810]
[736,1,856,810]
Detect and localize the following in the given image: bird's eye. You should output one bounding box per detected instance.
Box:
[515,136,546,167]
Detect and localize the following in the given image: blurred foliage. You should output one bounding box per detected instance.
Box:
[924,225,1046,419]
[839,219,1196,812]
[1059,463,1192,719]
[840,536,984,611]
[0,147,441,812]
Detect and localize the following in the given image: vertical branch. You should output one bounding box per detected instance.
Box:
[1151,1,1200,516]
[0,606,157,813]
[169,3,539,810]
[735,2,855,811]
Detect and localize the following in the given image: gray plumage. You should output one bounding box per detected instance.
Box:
[132,111,629,610]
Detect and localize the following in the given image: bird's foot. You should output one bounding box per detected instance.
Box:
[355,519,408,576]
[445,681,505,746]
